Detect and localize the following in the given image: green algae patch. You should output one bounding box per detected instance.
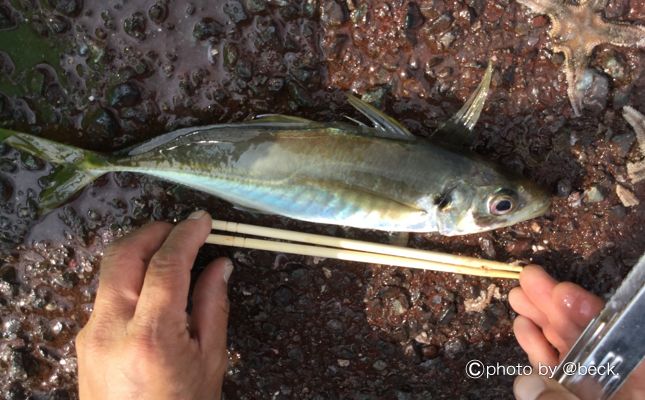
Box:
[0,22,68,96]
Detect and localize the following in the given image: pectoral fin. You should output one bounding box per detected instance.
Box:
[432,62,493,148]
[346,94,416,140]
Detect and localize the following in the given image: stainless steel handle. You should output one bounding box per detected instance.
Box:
[553,254,645,400]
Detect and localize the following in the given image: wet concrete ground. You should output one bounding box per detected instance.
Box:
[1,0,644,398]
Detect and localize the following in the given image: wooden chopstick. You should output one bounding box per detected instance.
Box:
[207,220,521,280]
[211,220,521,272]
[206,233,519,279]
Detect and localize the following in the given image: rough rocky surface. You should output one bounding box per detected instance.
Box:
[1,0,644,398]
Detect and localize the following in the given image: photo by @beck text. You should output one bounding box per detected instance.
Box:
[465,360,619,380]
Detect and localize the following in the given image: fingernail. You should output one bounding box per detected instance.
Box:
[188,210,208,220]
[514,374,546,400]
[222,259,234,283]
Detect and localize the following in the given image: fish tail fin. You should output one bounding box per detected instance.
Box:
[0,128,107,213]
[38,164,102,214]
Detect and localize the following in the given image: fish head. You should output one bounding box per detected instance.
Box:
[434,176,551,236]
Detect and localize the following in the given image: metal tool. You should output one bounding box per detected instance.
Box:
[554,252,645,399]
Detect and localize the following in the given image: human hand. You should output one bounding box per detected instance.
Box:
[509,265,645,400]
[75,210,232,400]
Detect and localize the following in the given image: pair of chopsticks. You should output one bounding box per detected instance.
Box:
[206,220,522,280]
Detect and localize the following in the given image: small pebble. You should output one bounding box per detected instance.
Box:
[50,320,63,336]
[326,319,343,331]
[568,191,583,207]
[478,237,496,258]
[49,0,81,16]
[557,179,572,197]
[193,18,223,41]
[530,221,541,233]
[337,359,350,367]
[123,12,147,40]
[615,184,639,207]
[579,69,608,113]
[148,3,168,24]
[2,317,21,337]
[443,337,465,359]
[109,83,141,108]
[627,160,645,183]
[244,0,267,13]
[414,331,432,345]
[372,360,387,371]
[320,0,347,27]
[223,0,248,23]
[439,31,455,48]
[583,185,604,204]
[611,132,635,157]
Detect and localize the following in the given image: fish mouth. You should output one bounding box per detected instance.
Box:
[524,191,551,219]
[533,197,551,216]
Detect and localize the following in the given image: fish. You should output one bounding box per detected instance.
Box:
[0,64,550,235]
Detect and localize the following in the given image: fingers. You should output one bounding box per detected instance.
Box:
[516,265,573,355]
[509,287,549,328]
[514,374,580,400]
[94,222,174,320]
[544,282,602,349]
[190,257,233,362]
[509,284,568,357]
[514,316,559,367]
[134,211,213,330]
[519,265,558,317]
[552,282,603,330]
[541,325,570,355]
[513,266,606,378]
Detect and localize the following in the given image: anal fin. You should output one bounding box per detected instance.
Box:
[232,203,275,216]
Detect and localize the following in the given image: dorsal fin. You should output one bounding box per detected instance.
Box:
[343,115,368,127]
[432,62,493,148]
[346,94,416,140]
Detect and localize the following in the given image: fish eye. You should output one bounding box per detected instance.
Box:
[489,194,514,215]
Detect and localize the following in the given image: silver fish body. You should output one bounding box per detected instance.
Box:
[96,123,549,235]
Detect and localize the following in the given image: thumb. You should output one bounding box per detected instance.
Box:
[191,257,233,359]
[514,373,580,400]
